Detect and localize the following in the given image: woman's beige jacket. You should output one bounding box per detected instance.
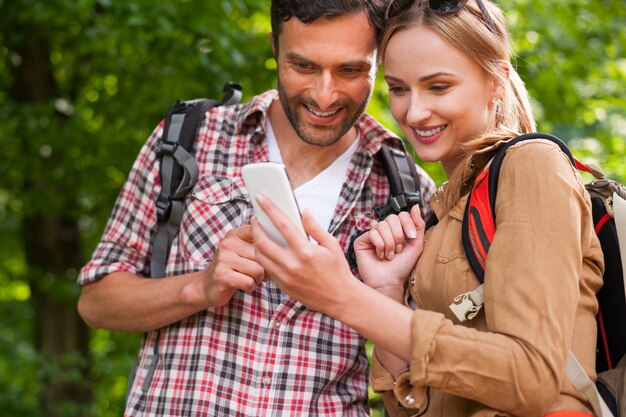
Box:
[370,140,604,417]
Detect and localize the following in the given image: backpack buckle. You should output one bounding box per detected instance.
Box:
[405,191,423,209]
[159,141,178,156]
[374,191,422,220]
[449,285,484,322]
[156,197,172,222]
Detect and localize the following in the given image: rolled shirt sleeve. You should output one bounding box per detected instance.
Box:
[77,122,164,285]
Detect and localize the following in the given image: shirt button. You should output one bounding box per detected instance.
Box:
[405,394,415,404]
[261,376,272,387]
[274,321,282,329]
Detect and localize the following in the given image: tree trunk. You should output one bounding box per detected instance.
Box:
[12,36,92,417]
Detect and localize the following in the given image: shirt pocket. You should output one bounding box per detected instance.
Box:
[411,215,477,317]
[179,175,250,266]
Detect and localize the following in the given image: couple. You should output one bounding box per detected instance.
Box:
[78,0,603,416]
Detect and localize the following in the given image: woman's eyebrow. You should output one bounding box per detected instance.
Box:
[384,72,457,83]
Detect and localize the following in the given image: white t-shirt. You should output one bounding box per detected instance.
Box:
[265,119,359,234]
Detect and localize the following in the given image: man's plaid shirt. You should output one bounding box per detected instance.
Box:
[78,90,435,416]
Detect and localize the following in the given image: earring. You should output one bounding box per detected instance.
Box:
[491,97,498,104]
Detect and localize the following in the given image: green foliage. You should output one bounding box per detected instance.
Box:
[503,0,626,181]
[88,330,141,417]
[0,0,625,416]
[0,298,39,416]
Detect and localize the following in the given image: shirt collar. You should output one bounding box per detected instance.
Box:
[354,112,404,156]
[236,89,278,137]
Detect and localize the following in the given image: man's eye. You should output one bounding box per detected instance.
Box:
[296,63,311,71]
[341,67,364,76]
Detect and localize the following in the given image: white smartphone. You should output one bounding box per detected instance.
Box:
[242,162,306,246]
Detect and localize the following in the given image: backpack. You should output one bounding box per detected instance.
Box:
[451,133,626,417]
[134,82,243,395]
[150,82,243,278]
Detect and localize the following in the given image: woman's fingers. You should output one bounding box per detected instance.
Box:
[372,215,401,260]
[255,193,308,246]
[366,228,387,260]
[398,211,418,240]
[251,217,285,268]
[371,210,426,260]
[410,205,426,237]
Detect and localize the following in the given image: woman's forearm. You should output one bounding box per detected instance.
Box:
[330,280,414,363]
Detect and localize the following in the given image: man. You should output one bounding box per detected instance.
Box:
[77,0,435,415]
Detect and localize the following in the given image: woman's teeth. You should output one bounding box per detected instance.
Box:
[415,126,445,137]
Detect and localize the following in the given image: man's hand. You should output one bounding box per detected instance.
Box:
[203,225,265,308]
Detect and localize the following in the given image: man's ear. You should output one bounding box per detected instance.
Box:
[269,32,276,57]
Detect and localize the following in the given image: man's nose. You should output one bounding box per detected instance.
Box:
[311,71,340,110]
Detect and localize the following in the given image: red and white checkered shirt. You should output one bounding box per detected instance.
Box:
[79,90,435,416]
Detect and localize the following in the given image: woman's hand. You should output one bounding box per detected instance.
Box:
[251,194,358,316]
[251,194,416,366]
[353,205,425,300]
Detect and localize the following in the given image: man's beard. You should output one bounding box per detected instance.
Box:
[277,78,369,147]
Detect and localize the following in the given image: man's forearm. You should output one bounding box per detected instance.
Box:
[77,270,208,332]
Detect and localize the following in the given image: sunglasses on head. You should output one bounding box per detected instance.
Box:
[384,0,497,34]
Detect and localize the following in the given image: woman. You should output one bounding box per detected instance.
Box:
[250,0,604,415]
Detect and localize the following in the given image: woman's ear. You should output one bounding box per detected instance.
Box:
[490,61,510,100]
[501,61,511,81]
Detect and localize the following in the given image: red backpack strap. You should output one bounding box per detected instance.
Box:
[462,133,575,283]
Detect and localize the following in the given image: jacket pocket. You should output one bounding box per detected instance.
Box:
[179,175,250,266]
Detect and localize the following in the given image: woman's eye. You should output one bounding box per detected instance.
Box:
[388,85,408,95]
[430,84,450,92]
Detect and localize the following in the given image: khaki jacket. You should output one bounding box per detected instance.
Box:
[370,140,604,417]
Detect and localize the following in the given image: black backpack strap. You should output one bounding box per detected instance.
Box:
[150,82,242,278]
[425,212,439,230]
[346,144,423,270]
[374,144,423,220]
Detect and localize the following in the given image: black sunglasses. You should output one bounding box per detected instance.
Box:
[384,0,497,34]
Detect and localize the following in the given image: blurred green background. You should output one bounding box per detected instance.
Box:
[0,0,624,416]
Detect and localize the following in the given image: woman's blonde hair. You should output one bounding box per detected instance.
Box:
[380,0,536,211]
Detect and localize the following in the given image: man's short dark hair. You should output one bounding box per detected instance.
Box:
[270,0,385,49]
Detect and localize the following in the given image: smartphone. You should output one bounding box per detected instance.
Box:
[242,162,306,246]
